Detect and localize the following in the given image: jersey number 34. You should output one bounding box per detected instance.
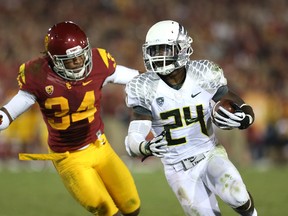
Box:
[45,90,96,130]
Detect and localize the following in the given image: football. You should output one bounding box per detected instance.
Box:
[213,99,236,114]
[211,99,237,128]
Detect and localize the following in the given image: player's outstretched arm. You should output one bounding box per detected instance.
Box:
[102,65,139,86]
[0,90,36,131]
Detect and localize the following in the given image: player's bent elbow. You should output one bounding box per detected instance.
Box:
[125,136,141,157]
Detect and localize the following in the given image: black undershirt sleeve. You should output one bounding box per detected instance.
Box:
[212,85,228,102]
[133,106,152,117]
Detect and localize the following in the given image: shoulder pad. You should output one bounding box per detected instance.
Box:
[125,72,160,110]
[187,60,227,93]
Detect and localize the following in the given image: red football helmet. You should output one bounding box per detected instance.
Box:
[45,21,93,81]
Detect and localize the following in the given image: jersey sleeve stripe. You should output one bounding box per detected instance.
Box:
[97,48,109,68]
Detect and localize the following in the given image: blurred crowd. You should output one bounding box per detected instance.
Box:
[0,0,288,168]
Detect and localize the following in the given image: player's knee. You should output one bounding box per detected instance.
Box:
[229,180,250,207]
[86,203,110,215]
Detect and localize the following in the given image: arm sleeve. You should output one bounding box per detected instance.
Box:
[125,120,152,157]
[102,65,139,86]
[212,85,229,102]
[133,106,152,117]
[0,90,36,130]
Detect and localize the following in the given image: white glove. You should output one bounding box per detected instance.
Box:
[213,106,246,130]
[140,131,168,158]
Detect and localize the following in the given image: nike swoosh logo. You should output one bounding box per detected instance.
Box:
[191,92,201,98]
[82,80,92,86]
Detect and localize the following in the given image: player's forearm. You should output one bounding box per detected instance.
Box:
[103,65,139,86]
[0,90,36,130]
[125,120,152,157]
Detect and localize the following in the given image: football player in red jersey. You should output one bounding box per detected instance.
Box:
[0,21,140,216]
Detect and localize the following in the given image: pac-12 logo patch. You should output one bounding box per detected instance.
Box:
[156,97,164,106]
[45,85,54,95]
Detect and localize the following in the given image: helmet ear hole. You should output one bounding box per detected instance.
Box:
[143,20,193,75]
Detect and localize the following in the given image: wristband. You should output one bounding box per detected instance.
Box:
[139,141,152,156]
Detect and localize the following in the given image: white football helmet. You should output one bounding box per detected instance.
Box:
[143,20,193,75]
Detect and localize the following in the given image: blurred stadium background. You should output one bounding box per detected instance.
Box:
[0,0,288,215]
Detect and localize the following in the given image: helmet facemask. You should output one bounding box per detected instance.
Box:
[48,43,92,81]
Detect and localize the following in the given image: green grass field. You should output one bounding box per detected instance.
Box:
[0,162,287,216]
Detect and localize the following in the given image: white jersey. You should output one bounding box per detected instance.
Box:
[125,60,227,165]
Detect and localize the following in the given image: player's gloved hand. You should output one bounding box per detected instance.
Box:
[213,103,254,130]
[140,131,168,158]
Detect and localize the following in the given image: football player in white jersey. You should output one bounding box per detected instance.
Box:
[125,20,257,216]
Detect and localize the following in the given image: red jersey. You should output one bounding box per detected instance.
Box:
[17,48,116,152]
